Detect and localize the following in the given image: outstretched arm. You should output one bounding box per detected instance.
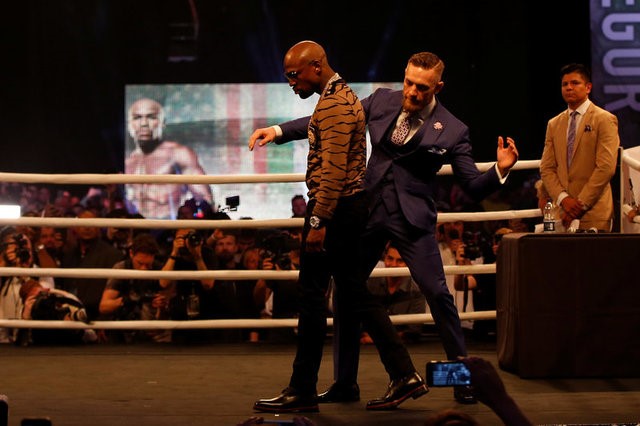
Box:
[248,127,277,151]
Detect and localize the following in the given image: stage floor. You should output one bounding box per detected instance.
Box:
[1,336,639,426]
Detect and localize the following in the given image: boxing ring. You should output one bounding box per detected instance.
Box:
[0,152,636,334]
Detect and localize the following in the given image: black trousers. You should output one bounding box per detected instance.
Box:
[332,181,468,385]
[289,192,416,394]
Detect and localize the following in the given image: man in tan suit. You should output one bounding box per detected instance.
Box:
[540,63,620,231]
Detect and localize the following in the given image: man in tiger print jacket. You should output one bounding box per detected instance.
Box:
[249,41,427,413]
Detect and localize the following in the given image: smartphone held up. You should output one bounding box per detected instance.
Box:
[426,360,472,387]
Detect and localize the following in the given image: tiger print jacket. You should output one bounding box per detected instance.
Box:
[305,75,367,220]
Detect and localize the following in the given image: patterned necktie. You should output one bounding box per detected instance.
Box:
[391,113,411,145]
[567,111,578,167]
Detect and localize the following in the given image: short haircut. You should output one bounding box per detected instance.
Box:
[560,63,591,83]
[130,233,159,256]
[408,52,445,77]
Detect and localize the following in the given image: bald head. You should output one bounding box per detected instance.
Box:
[285,41,327,66]
[283,40,335,99]
[127,98,165,151]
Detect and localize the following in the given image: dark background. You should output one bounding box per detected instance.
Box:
[2,0,592,174]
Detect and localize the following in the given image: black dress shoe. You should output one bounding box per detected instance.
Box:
[454,385,477,404]
[253,387,319,413]
[317,382,360,403]
[366,372,429,410]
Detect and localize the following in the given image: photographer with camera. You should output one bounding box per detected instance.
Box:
[99,233,172,343]
[208,229,264,342]
[452,230,487,294]
[454,227,512,341]
[253,229,301,343]
[161,228,216,343]
[0,226,55,344]
[436,221,482,330]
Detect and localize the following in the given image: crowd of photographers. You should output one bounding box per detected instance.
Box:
[0,181,534,346]
[0,182,309,345]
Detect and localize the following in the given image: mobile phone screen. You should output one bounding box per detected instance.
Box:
[426,360,472,387]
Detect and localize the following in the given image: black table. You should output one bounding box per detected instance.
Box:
[496,232,640,378]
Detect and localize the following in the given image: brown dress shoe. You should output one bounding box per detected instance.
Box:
[366,372,429,410]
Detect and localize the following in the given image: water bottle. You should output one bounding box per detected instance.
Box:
[543,199,555,233]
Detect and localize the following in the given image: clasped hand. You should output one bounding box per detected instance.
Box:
[560,196,585,227]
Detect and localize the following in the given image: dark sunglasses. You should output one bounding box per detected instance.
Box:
[284,69,304,80]
[284,57,322,80]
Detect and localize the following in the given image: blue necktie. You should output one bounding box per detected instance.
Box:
[567,111,578,167]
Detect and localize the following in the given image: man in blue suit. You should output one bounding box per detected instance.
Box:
[251,51,519,405]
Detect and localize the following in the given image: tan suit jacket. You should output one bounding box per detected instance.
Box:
[540,101,619,231]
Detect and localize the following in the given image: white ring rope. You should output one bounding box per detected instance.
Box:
[0,210,541,230]
[0,173,304,185]
[0,264,496,281]
[0,311,497,330]
[0,160,540,332]
[622,150,640,172]
[0,217,305,230]
[0,160,540,185]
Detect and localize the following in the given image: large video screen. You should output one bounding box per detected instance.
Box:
[124,83,401,220]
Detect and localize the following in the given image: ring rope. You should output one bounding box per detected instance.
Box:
[0,311,497,330]
[0,264,496,281]
[622,149,640,172]
[0,160,541,333]
[0,160,541,184]
[0,209,541,231]
[3,152,637,334]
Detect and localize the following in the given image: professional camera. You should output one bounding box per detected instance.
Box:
[185,231,203,247]
[177,231,203,257]
[1,233,32,264]
[117,287,158,321]
[259,230,300,270]
[461,231,485,261]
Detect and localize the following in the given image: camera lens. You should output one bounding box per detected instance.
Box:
[188,232,203,246]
